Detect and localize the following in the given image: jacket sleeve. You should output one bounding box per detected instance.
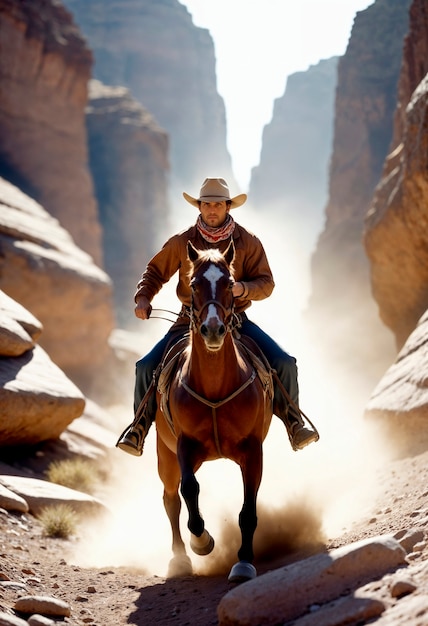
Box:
[134,234,182,302]
[234,229,275,308]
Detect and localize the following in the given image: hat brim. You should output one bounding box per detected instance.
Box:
[183,192,247,209]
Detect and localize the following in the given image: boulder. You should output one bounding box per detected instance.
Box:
[0,344,85,447]
[0,290,43,349]
[0,484,29,513]
[217,535,406,626]
[0,177,115,396]
[0,475,105,517]
[365,309,428,455]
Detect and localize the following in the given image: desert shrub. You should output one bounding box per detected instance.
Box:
[45,457,99,494]
[38,504,78,539]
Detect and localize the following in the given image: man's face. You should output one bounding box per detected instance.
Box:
[199,201,230,227]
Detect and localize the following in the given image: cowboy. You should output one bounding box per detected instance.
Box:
[117,178,319,455]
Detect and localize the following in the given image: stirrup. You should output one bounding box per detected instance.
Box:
[116,423,146,456]
[289,421,319,451]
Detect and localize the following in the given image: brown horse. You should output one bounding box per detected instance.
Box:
[155,240,273,582]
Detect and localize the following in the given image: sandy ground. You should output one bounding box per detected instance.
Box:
[1,418,428,626]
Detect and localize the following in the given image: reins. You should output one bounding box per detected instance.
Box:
[150,308,180,323]
[271,369,320,437]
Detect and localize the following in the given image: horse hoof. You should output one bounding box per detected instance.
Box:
[228,561,257,583]
[190,529,215,555]
[167,554,193,578]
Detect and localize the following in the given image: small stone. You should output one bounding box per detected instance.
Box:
[28,615,55,626]
[0,610,29,625]
[87,586,96,593]
[14,596,71,617]
[0,581,27,591]
[390,578,417,598]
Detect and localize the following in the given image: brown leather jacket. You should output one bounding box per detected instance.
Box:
[134,221,275,314]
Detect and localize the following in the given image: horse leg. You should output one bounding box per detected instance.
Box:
[157,436,193,577]
[228,438,262,583]
[178,435,215,556]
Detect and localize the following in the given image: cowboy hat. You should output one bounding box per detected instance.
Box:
[183,177,247,209]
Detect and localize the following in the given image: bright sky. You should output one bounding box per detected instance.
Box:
[179,0,374,191]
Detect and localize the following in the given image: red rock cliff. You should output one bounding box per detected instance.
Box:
[63,0,236,197]
[364,0,428,349]
[305,0,412,388]
[0,0,103,265]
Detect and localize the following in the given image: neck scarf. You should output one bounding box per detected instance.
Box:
[196,213,235,243]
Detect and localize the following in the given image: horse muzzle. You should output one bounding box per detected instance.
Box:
[200,321,227,350]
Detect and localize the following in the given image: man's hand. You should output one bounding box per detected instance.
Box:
[232,282,245,298]
[135,296,152,320]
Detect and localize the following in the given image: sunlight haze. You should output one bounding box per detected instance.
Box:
[179,0,374,191]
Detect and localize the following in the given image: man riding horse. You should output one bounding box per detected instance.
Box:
[117,177,319,455]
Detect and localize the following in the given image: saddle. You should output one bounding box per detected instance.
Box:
[156,332,274,435]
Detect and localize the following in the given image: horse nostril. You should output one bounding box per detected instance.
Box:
[201,324,208,336]
[218,324,226,336]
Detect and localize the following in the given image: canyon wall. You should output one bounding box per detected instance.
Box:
[249,57,338,251]
[364,0,428,349]
[86,80,169,326]
[63,0,235,200]
[0,0,103,265]
[304,0,412,390]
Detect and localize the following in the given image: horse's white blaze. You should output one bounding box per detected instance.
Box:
[203,264,223,298]
[204,303,221,326]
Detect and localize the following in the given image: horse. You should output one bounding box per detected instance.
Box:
[155,240,273,583]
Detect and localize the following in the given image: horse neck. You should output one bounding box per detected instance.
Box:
[186,331,247,400]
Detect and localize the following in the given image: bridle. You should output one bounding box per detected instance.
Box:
[189,294,237,335]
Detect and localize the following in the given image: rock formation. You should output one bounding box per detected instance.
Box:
[364,0,428,349]
[0,177,115,397]
[0,290,85,447]
[86,80,170,327]
[249,57,339,251]
[63,0,236,197]
[305,0,412,391]
[365,309,428,456]
[218,535,407,626]
[0,0,103,265]
[362,0,428,454]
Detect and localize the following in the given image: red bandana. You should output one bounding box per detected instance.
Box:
[196,214,235,243]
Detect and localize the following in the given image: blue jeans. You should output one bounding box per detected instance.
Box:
[134,315,298,423]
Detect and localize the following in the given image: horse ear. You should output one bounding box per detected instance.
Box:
[187,240,199,263]
[224,239,235,266]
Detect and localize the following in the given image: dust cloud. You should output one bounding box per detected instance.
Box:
[70,204,396,577]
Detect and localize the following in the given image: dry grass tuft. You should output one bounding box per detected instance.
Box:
[38,504,78,539]
[45,458,99,495]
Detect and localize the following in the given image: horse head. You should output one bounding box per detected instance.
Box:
[187,240,236,351]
